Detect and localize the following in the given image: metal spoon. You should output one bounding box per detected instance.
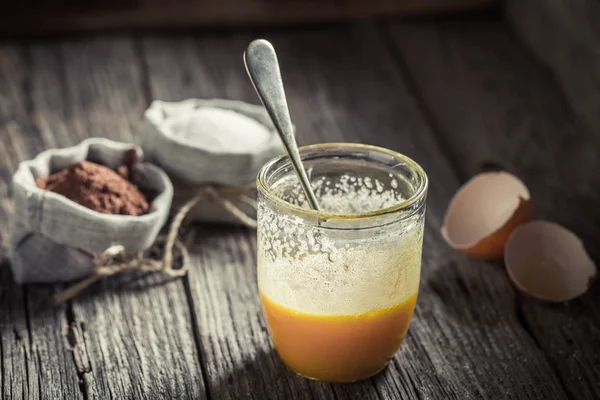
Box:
[244,39,321,211]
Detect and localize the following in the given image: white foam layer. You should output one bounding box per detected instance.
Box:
[272,173,405,214]
[258,227,422,316]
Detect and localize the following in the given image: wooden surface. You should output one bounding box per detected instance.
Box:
[1,16,599,399]
[505,0,600,142]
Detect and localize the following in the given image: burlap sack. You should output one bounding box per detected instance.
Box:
[143,99,285,224]
[10,138,173,283]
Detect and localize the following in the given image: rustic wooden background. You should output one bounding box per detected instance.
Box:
[506,0,600,139]
[0,7,599,400]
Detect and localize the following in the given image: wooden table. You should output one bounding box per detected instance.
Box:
[1,15,599,400]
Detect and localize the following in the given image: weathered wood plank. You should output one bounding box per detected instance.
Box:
[0,264,40,400]
[0,44,27,244]
[143,24,567,399]
[506,0,600,140]
[387,19,600,398]
[0,43,82,400]
[141,36,349,400]
[0,38,208,399]
[53,37,207,400]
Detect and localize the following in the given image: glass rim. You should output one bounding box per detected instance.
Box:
[256,143,428,221]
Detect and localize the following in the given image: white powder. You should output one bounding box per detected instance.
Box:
[166,107,273,153]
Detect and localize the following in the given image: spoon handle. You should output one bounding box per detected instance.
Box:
[244,39,321,211]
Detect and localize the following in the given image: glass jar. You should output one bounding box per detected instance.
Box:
[256,143,428,383]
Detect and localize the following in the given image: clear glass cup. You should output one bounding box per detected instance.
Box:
[256,143,428,383]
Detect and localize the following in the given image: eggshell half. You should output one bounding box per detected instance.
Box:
[505,220,596,302]
[441,172,532,260]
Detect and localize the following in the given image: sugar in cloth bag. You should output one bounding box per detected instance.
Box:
[143,98,286,224]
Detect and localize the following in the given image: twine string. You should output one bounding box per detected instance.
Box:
[54,184,256,304]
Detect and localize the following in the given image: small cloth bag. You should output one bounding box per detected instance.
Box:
[143,98,285,224]
[10,138,173,283]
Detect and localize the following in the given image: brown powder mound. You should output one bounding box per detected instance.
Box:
[36,161,150,216]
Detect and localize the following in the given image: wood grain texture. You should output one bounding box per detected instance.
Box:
[0,43,82,400]
[142,24,567,399]
[505,0,600,141]
[55,38,207,400]
[387,19,600,399]
[0,38,208,399]
[1,19,594,399]
[141,36,350,400]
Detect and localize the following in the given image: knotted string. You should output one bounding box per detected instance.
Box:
[54,184,257,304]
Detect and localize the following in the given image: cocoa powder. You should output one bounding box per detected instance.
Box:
[36,161,150,216]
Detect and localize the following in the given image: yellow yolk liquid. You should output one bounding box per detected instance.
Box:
[260,291,418,382]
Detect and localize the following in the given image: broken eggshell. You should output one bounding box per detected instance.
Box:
[441,172,532,260]
[505,220,596,302]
